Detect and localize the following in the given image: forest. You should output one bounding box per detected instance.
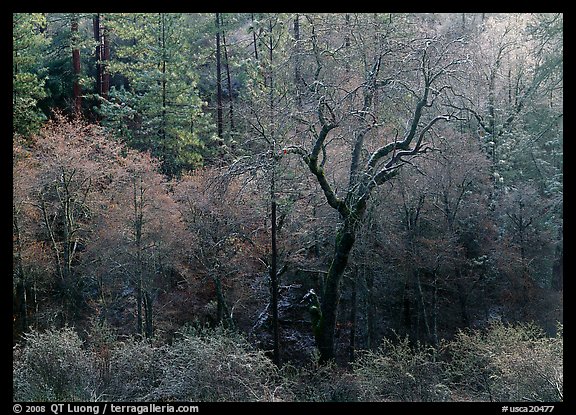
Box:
[13,13,563,403]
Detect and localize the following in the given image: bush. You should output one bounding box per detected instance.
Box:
[279,361,361,402]
[444,322,563,401]
[13,322,562,402]
[13,327,98,401]
[148,326,282,402]
[102,338,164,401]
[352,335,446,401]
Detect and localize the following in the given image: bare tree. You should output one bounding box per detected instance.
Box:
[285,15,469,362]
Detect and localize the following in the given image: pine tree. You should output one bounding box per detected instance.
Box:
[99,13,217,176]
[13,13,49,136]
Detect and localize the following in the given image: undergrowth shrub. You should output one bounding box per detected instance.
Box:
[444,322,563,402]
[147,326,282,402]
[353,335,446,402]
[279,361,361,402]
[103,338,164,401]
[13,322,562,402]
[13,327,98,401]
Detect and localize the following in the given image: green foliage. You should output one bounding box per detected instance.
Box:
[100,13,217,176]
[13,328,98,402]
[13,13,50,136]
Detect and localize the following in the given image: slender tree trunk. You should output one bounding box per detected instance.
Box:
[431,270,439,346]
[133,178,144,336]
[71,15,82,115]
[365,271,376,349]
[487,60,499,166]
[136,275,143,336]
[220,14,235,132]
[61,180,73,286]
[552,226,563,291]
[456,274,470,327]
[293,14,303,108]
[40,196,63,283]
[13,209,28,333]
[344,14,350,73]
[348,268,357,362]
[101,15,110,99]
[160,13,167,143]
[270,169,281,366]
[93,14,102,96]
[401,279,412,340]
[416,270,432,344]
[267,16,281,367]
[251,13,259,61]
[215,13,223,140]
[144,291,153,338]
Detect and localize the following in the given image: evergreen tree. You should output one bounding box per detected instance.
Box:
[98,13,217,177]
[13,13,50,136]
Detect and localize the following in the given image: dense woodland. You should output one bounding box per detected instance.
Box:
[13,13,563,402]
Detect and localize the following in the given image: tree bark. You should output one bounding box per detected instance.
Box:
[316,219,357,363]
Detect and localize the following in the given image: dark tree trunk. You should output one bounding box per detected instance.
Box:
[316,221,356,363]
[365,271,376,349]
[71,15,82,115]
[215,13,223,140]
[552,242,563,291]
[160,13,167,143]
[93,14,110,103]
[251,13,259,61]
[344,14,350,73]
[212,274,233,328]
[144,291,153,338]
[13,210,28,333]
[348,269,357,362]
[293,14,303,108]
[93,14,101,96]
[220,14,235,132]
[456,271,470,327]
[101,16,110,99]
[133,179,144,337]
[136,276,143,336]
[270,170,281,366]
